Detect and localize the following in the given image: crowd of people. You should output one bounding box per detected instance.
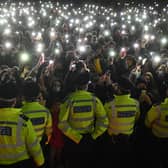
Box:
[0,1,168,168]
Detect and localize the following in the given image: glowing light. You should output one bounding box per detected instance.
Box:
[36,43,44,53]
[144,34,150,40]
[49,60,54,65]
[20,52,30,63]
[100,24,105,28]
[138,56,142,60]
[161,37,167,45]
[133,43,139,49]
[153,55,161,63]
[103,30,110,36]
[5,41,12,49]
[121,48,126,52]
[50,31,56,38]
[78,45,86,53]
[151,35,155,40]
[4,28,11,35]
[54,48,60,55]
[144,25,149,31]
[131,26,135,31]
[109,50,116,57]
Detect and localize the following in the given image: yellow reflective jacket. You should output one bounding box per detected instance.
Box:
[0,108,44,166]
[104,94,140,136]
[21,102,52,142]
[58,90,109,144]
[145,98,168,138]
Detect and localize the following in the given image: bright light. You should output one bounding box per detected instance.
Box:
[109,50,116,57]
[49,60,54,65]
[55,48,60,55]
[151,35,155,40]
[5,42,12,49]
[100,24,105,28]
[103,30,110,36]
[144,25,149,31]
[122,25,126,29]
[50,31,56,38]
[133,43,139,49]
[4,28,11,35]
[131,26,135,31]
[78,45,86,53]
[20,52,30,62]
[138,56,142,60]
[144,34,150,40]
[75,19,80,24]
[32,32,36,37]
[36,43,44,53]
[161,37,167,45]
[153,55,161,63]
[121,48,126,52]
[65,34,69,39]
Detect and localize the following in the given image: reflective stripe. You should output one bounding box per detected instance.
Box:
[70,116,94,122]
[96,122,108,127]
[109,127,133,134]
[98,115,108,120]
[116,105,136,108]
[0,151,27,159]
[28,138,38,149]
[72,99,95,103]
[24,110,49,114]
[110,121,134,126]
[75,125,93,131]
[59,121,68,124]
[0,121,18,125]
[0,117,24,148]
[161,107,168,111]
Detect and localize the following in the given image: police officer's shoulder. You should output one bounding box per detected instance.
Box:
[19,114,29,121]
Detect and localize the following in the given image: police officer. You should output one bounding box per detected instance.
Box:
[21,77,52,144]
[145,87,168,168]
[0,67,44,168]
[58,70,109,168]
[21,77,52,166]
[104,77,140,168]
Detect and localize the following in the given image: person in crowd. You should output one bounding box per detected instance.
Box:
[0,66,45,168]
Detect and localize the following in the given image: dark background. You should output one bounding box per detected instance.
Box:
[7,0,167,7]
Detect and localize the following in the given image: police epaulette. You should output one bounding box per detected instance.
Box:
[19,114,29,121]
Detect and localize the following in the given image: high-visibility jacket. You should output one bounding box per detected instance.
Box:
[145,98,168,138]
[58,90,109,144]
[0,108,44,166]
[104,94,140,136]
[21,102,52,142]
